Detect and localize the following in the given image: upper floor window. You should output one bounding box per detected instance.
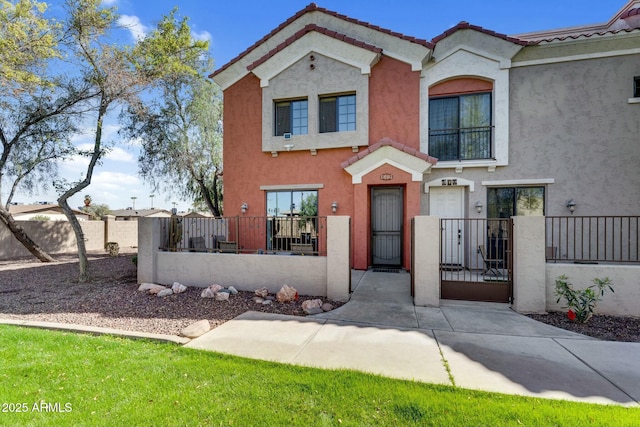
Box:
[634,76,640,98]
[319,94,356,133]
[275,99,308,136]
[429,93,492,161]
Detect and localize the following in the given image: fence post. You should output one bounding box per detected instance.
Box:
[413,216,440,307]
[512,216,546,313]
[326,216,350,301]
[102,215,115,247]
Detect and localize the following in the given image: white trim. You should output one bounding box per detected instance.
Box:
[349,159,423,184]
[343,145,432,184]
[424,177,475,193]
[628,97,640,104]
[512,47,640,68]
[481,178,555,186]
[260,184,324,191]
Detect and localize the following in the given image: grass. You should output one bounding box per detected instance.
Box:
[0,325,638,427]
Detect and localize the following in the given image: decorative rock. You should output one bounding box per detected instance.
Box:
[172,282,187,294]
[265,296,275,301]
[321,303,334,312]
[276,284,298,303]
[157,288,173,297]
[304,307,324,315]
[253,297,264,304]
[138,283,158,292]
[227,286,238,295]
[209,284,223,293]
[301,299,323,310]
[254,287,269,298]
[215,292,230,301]
[147,285,168,295]
[218,289,231,294]
[180,319,210,338]
[201,286,217,298]
[262,299,273,305]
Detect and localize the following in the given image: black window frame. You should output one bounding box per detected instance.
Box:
[487,186,546,218]
[634,76,640,98]
[319,93,356,133]
[274,98,308,136]
[428,92,493,161]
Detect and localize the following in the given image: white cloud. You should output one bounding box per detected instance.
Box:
[101,0,118,5]
[105,146,135,163]
[192,30,212,42]
[118,15,148,41]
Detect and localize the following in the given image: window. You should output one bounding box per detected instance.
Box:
[429,93,492,161]
[634,76,640,98]
[274,99,308,136]
[266,190,318,251]
[319,94,356,133]
[487,187,545,218]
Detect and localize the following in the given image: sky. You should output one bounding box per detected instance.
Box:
[7,0,626,212]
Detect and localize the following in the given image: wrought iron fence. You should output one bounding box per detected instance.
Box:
[158,216,327,256]
[546,216,640,263]
[428,126,492,161]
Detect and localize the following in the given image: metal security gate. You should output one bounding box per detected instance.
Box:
[371,187,403,266]
[440,218,513,303]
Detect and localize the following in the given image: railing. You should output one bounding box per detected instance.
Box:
[428,126,493,161]
[158,216,327,256]
[546,216,640,264]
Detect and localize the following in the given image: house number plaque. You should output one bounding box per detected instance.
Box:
[441,179,458,186]
[380,173,393,180]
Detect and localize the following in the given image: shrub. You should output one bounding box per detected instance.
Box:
[554,275,614,323]
[105,242,119,257]
[131,255,138,266]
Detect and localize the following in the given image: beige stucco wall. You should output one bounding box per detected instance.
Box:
[546,263,640,317]
[0,220,104,259]
[104,216,138,248]
[421,49,640,218]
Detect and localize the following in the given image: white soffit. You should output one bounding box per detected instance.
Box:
[344,146,433,184]
[251,32,381,87]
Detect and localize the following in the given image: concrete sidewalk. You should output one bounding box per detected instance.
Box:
[186,270,640,407]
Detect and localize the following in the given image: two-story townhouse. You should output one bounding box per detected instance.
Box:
[212,1,640,271]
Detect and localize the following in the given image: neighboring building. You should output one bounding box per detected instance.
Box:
[212,1,640,270]
[110,208,172,221]
[8,203,90,221]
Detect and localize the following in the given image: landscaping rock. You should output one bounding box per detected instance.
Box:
[253,297,264,304]
[215,292,230,301]
[265,296,275,301]
[304,307,324,315]
[209,284,223,293]
[276,284,298,303]
[218,289,231,294]
[254,287,269,298]
[227,286,238,295]
[147,285,168,295]
[157,288,173,297]
[181,319,210,338]
[201,286,218,298]
[172,282,187,294]
[138,283,166,294]
[262,299,273,305]
[321,303,334,312]
[301,299,323,310]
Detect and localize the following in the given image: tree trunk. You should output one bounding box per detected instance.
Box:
[0,206,55,262]
[197,176,221,217]
[58,199,88,281]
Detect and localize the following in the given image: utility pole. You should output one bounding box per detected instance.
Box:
[131,196,137,210]
[150,194,155,209]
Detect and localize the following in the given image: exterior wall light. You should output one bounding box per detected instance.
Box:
[331,201,338,214]
[566,199,576,214]
[241,203,248,214]
[475,201,483,214]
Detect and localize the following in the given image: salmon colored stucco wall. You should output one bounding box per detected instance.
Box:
[223,56,422,270]
[368,56,420,149]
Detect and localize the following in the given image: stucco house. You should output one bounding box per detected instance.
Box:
[8,203,90,221]
[110,208,172,221]
[212,1,640,271]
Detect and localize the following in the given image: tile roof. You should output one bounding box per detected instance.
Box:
[340,138,437,169]
[431,21,532,46]
[247,24,382,71]
[620,7,640,19]
[530,26,640,43]
[212,3,431,78]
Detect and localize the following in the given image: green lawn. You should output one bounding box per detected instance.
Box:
[0,325,637,427]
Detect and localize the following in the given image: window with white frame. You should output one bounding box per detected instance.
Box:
[274,99,308,136]
[319,94,356,133]
[429,93,492,161]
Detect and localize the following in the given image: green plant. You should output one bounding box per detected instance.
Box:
[131,255,138,266]
[554,275,614,323]
[30,214,51,221]
[105,241,119,257]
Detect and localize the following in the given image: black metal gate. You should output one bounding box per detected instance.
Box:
[439,218,513,303]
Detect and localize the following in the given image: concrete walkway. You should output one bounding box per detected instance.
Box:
[186,270,640,406]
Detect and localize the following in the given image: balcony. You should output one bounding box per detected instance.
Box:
[428,126,493,161]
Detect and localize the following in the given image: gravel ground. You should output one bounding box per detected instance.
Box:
[1,253,638,342]
[0,252,342,336]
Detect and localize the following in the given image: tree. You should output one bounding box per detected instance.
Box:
[55,1,209,281]
[82,203,111,220]
[122,30,223,216]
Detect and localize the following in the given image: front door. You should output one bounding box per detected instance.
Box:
[430,187,465,266]
[371,187,403,266]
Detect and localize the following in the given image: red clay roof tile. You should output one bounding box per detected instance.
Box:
[431,21,531,46]
[341,138,437,169]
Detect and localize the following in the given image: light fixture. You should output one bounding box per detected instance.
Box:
[475,201,483,214]
[566,199,576,214]
[284,143,294,151]
[331,201,338,214]
[241,202,248,214]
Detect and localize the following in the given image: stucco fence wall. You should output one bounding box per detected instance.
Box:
[412,216,640,317]
[137,216,351,301]
[0,217,139,260]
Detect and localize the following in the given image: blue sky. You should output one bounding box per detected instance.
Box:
[10,0,625,212]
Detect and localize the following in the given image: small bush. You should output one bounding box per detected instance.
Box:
[554,275,614,323]
[131,255,138,266]
[105,242,119,257]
